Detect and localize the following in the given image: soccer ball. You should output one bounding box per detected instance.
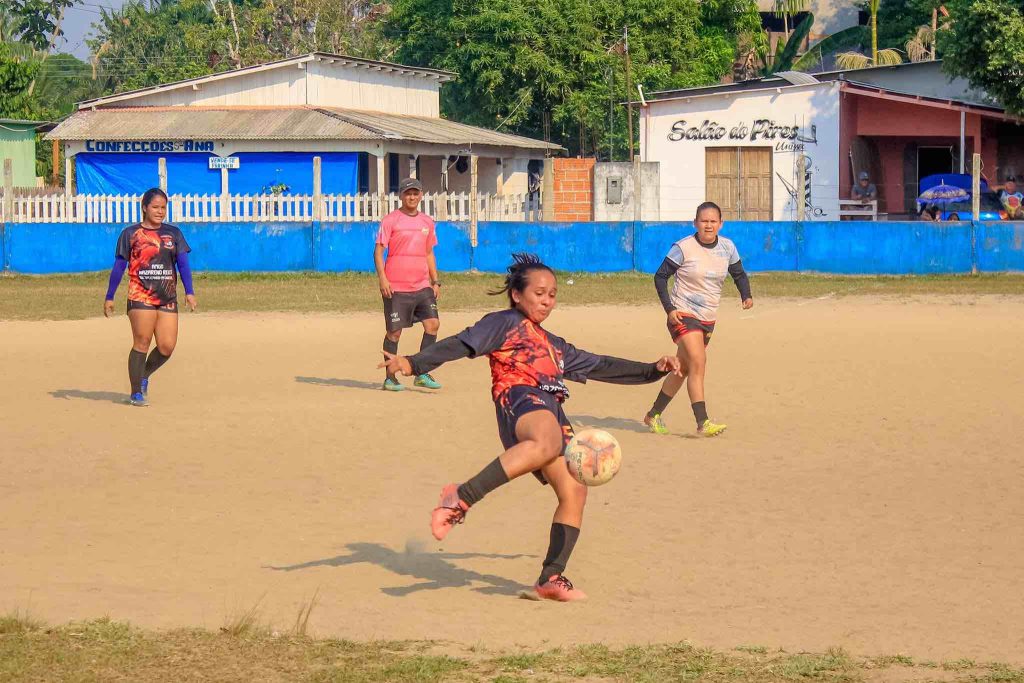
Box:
[564,428,622,487]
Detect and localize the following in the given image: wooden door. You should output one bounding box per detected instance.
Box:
[705,147,739,221]
[705,147,773,220]
[740,147,773,220]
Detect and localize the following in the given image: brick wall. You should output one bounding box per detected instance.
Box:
[552,157,594,221]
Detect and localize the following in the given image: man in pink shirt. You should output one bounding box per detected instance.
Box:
[374,177,443,391]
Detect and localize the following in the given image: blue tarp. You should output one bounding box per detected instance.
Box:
[75,152,359,196]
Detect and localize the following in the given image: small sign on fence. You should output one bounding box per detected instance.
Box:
[208,157,240,170]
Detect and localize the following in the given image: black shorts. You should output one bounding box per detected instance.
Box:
[383,287,438,332]
[495,385,575,485]
[667,316,715,346]
[127,299,177,313]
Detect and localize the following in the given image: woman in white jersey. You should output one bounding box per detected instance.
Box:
[643,202,753,436]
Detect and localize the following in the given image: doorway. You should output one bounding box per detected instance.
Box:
[706,147,773,220]
[917,146,954,183]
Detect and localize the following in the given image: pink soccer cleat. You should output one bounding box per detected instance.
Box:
[430,483,469,541]
[534,574,587,602]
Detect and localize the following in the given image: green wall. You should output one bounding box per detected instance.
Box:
[0,122,39,187]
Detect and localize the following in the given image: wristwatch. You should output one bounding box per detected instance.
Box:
[432,280,442,287]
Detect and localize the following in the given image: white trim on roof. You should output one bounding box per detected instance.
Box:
[645,80,834,106]
[77,53,456,111]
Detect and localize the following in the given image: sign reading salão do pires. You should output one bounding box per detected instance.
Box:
[84,140,216,153]
[667,119,818,152]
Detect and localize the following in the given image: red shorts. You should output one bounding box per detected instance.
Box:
[667,316,715,346]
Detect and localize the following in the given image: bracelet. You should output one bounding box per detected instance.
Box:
[432,281,442,287]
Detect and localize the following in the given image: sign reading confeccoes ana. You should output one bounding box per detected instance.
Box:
[84,140,216,153]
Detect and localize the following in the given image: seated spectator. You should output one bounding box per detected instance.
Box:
[852,171,878,203]
[920,204,941,222]
[1000,177,1022,219]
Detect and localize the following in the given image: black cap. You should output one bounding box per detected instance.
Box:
[399,177,423,194]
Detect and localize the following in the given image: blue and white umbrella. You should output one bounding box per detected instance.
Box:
[918,182,969,205]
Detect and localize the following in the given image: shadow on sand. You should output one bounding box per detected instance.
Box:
[265,542,533,597]
[49,389,127,404]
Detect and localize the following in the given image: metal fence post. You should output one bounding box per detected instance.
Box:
[158,158,167,192]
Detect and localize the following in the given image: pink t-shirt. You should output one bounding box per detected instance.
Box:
[376,209,438,292]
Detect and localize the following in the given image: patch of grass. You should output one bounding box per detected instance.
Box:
[3,271,1024,321]
[0,608,44,635]
[291,588,320,638]
[866,653,915,668]
[220,594,268,637]
[2,617,1024,682]
[736,644,770,654]
[945,658,980,671]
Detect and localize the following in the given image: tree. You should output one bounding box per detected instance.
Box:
[384,0,762,158]
[941,0,1024,115]
[5,0,76,51]
[0,41,43,119]
[835,0,903,68]
[89,0,391,94]
[762,12,813,74]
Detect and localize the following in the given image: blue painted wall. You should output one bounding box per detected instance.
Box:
[5,219,1024,275]
[976,222,1024,273]
[475,221,634,273]
[800,221,975,274]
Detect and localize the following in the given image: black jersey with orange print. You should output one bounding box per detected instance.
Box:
[115,223,190,307]
[456,309,602,404]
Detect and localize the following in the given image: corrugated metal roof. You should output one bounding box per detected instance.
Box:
[46,106,562,151]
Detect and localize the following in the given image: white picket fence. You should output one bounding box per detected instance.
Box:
[0,191,543,223]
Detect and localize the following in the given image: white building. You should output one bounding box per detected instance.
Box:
[639,62,1024,221]
[48,53,559,200]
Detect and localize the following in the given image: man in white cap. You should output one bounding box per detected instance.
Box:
[851,171,878,203]
[374,177,443,391]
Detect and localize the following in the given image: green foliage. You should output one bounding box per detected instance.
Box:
[4,0,76,50]
[863,0,944,54]
[0,41,43,119]
[792,25,868,70]
[941,0,1024,115]
[762,12,814,74]
[89,0,391,94]
[385,0,762,157]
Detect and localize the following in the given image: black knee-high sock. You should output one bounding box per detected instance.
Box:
[538,523,581,584]
[691,401,709,427]
[420,333,437,352]
[144,349,171,378]
[383,337,399,379]
[456,458,509,507]
[647,390,674,418]
[128,349,146,395]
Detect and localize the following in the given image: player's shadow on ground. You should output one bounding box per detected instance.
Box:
[295,376,381,391]
[295,376,437,394]
[264,542,532,597]
[570,414,651,434]
[49,389,126,404]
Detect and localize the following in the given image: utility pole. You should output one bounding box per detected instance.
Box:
[624,25,635,162]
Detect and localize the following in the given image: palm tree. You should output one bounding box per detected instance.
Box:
[835,0,902,69]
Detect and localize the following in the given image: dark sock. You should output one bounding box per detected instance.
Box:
[456,458,509,507]
[383,337,399,380]
[128,350,146,395]
[144,349,171,378]
[420,333,437,353]
[648,390,674,418]
[692,400,709,427]
[538,523,581,585]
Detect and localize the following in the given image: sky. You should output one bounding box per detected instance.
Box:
[58,0,126,59]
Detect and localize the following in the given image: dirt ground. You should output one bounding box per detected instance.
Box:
[2,296,1023,664]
